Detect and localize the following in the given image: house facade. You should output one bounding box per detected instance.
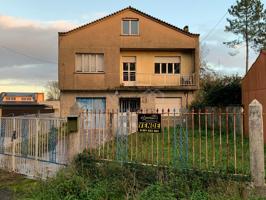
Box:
[59,7,200,116]
[0,92,44,103]
[242,50,266,141]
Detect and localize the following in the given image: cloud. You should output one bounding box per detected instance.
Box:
[0,15,76,30]
[0,14,79,92]
[200,28,259,76]
[0,12,114,93]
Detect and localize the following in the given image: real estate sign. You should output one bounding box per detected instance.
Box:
[138,114,161,133]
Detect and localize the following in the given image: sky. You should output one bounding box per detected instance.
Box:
[0,0,265,93]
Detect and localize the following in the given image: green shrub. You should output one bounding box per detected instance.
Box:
[30,168,89,200]
[138,183,176,200]
[74,150,99,180]
[27,152,248,200]
[191,190,208,200]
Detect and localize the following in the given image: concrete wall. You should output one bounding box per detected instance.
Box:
[41,100,60,117]
[60,90,194,117]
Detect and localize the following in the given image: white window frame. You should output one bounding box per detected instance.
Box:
[121,19,139,35]
[154,56,181,75]
[75,53,104,73]
[122,56,136,82]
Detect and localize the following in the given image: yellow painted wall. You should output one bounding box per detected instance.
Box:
[59,8,199,91]
[120,51,194,86]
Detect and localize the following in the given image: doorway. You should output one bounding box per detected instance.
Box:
[119,98,140,112]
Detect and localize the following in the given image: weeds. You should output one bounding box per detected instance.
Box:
[23,151,252,200]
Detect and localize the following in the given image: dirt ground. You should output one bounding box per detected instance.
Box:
[0,170,36,200]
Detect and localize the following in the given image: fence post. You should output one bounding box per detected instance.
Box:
[11,118,16,172]
[35,118,39,177]
[249,99,265,187]
[77,116,81,154]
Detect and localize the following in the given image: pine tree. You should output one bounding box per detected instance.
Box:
[225,0,265,73]
[254,10,266,50]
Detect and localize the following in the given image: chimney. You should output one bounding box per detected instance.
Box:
[183,25,189,32]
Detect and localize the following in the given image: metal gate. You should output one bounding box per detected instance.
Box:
[0,117,68,179]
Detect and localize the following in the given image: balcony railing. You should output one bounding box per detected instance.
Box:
[122,73,196,87]
[180,74,195,86]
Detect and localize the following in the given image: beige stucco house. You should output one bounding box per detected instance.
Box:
[59,6,200,116]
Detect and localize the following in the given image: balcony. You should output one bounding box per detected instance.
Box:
[121,74,196,87]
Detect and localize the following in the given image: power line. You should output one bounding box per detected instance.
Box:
[0,45,58,64]
[201,11,228,42]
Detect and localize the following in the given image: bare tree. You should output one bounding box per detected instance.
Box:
[45,81,60,100]
[200,43,217,80]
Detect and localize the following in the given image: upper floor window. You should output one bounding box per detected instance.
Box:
[122,56,136,81]
[122,19,139,35]
[154,57,181,74]
[75,53,104,73]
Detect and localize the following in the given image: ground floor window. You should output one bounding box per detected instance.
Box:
[76,97,106,111]
[76,97,106,128]
[119,98,140,112]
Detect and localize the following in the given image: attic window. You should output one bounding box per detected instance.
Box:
[122,19,139,35]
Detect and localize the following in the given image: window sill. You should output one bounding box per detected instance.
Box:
[74,72,105,74]
[120,34,140,37]
[154,74,180,75]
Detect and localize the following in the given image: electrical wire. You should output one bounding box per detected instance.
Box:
[201,11,228,42]
[0,45,58,64]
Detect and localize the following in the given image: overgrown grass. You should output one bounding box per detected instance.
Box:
[0,170,37,200]
[92,126,251,175]
[24,152,253,200]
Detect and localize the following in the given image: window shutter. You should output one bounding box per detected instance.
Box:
[75,53,104,72]
[83,54,89,72]
[75,54,82,72]
[90,54,96,72]
[97,54,104,72]
[155,56,180,63]
[122,56,136,63]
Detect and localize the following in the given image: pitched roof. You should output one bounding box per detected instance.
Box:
[59,6,199,37]
[1,92,35,97]
[242,50,266,81]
